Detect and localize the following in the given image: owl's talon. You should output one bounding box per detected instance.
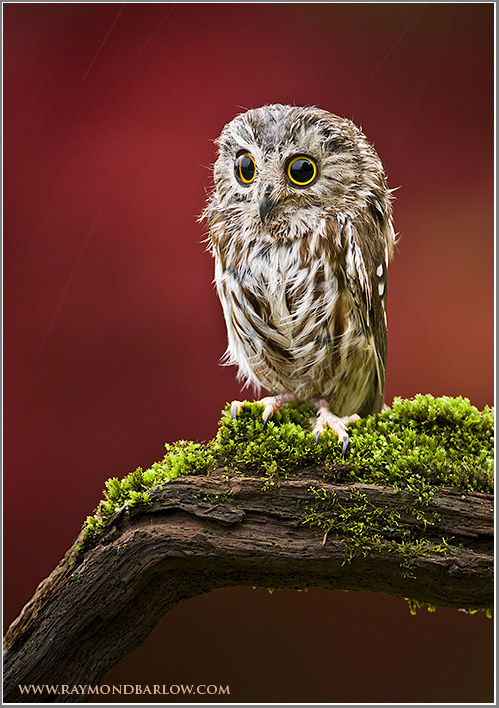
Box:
[230,400,245,419]
[262,406,274,424]
[313,400,358,453]
[256,393,294,424]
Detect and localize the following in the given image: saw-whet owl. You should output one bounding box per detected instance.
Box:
[203,104,396,451]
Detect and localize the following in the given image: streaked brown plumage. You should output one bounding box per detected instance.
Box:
[202,104,396,449]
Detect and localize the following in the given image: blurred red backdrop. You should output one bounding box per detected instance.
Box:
[3,3,494,703]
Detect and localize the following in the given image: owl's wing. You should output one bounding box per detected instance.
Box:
[342,217,391,416]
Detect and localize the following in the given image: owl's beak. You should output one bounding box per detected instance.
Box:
[258,184,277,222]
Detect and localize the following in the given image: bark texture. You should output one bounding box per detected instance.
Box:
[3,467,493,703]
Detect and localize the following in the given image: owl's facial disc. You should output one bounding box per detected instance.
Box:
[229,140,329,226]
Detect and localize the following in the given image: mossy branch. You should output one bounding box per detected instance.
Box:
[3,396,494,703]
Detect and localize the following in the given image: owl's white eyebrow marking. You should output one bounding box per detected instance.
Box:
[376,264,383,277]
[378,282,385,296]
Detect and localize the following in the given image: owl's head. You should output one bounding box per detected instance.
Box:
[208,104,391,234]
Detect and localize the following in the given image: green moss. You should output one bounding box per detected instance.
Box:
[300,483,456,571]
[302,486,404,565]
[406,598,436,615]
[78,441,215,552]
[212,400,325,476]
[210,393,493,566]
[405,600,492,618]
[212,395,493,494]
[78,395,493,567]
[347,395,494,493]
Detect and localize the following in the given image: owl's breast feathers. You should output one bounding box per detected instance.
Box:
[208,209,391,417]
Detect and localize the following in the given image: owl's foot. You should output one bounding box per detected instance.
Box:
[258,394,295,423]
[231,393,294,424]
[313,399,360,454]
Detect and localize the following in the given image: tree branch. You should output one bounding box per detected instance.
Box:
[3,396,494,702]
[3,466,493,703]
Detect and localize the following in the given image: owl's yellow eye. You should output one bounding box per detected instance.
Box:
[235,153,256,184]
[287,155,318,186]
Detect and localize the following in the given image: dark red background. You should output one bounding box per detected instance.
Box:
[3,3,494,703]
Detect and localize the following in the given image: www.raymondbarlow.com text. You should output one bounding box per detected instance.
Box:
[18,684,231,697]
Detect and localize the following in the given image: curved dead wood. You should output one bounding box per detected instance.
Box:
[3,468,493,703]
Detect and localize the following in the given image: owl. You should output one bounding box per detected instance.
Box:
[203,104,396,452]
